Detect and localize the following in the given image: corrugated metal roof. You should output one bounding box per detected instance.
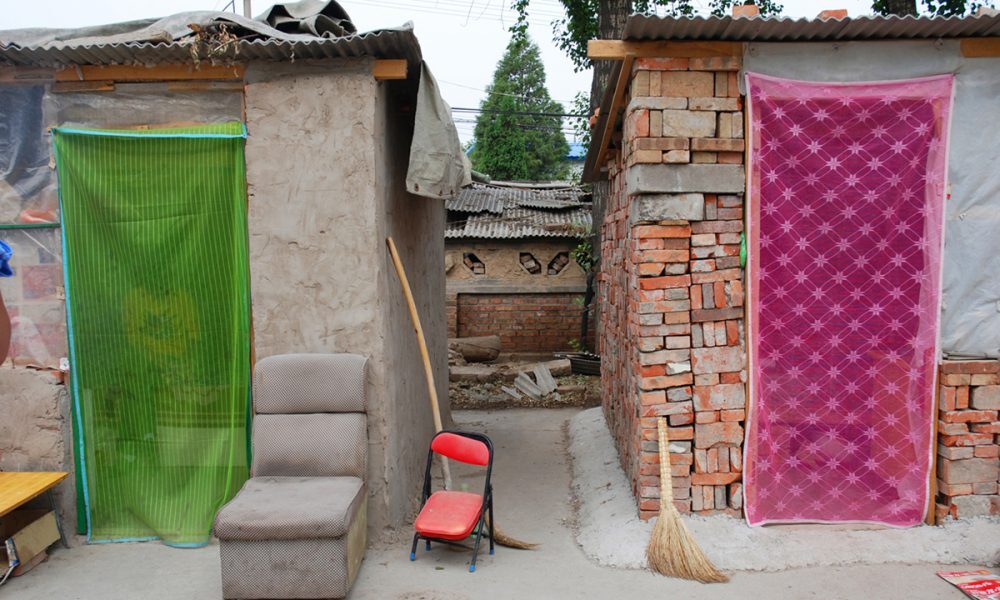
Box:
[446,183,588,213]
[0,29,421,67]
[623,13,1000,42]
[0,9,421,67]
[445,207,592,239]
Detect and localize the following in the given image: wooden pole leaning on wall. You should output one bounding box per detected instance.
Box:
[386,237,451,489]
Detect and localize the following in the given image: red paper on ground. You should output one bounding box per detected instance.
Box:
[744,73,953,526]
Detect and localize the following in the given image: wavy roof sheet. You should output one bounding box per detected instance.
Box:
[445,183,591,239]
[0,9,421,67]
[445,207,592,240]
[624,12,1000,42]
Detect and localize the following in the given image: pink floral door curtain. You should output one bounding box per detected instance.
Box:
[744,73,954,526]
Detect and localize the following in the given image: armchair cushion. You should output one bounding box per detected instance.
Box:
[215,476,364,541]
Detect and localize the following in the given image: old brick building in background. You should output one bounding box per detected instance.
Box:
[445,182,595,353]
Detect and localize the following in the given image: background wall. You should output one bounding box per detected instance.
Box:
[744,40,1000,359]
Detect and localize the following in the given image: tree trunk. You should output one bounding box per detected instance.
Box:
[589,0,633,111]
[880,0,918,15]
[587,0,632,357]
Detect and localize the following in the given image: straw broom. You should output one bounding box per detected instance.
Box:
[387,237,537,550]
[646,417,728,583]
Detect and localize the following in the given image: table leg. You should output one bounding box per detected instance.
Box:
[46,490,69,549]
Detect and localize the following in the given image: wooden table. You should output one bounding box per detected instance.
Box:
[0,472,69,546]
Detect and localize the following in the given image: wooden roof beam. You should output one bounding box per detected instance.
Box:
[588,39,741,60]
[590,53,635,181]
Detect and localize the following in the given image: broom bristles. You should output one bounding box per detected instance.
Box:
[646,506,728,583]
[486,514,538,550]
[646,417,728,583]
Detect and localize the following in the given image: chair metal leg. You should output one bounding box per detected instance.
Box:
[488,497,495,556]
[425,540,432,552]
[469,517,485,573]
[410,533,420,561]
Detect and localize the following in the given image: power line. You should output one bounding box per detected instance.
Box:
[451,107,586,118]
[437,79,576,106]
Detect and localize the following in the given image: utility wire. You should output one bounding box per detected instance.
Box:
[451,107,586,118]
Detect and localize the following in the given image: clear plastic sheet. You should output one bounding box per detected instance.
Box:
[0,81,244,367]
[0,228,66,367]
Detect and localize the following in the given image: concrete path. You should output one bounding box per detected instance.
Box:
[2,408,982,599]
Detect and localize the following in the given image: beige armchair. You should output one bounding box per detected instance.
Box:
[214,353,368,599]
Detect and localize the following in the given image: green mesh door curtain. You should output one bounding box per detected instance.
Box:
[53,123,251,547]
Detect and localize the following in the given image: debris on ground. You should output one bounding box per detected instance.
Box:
[451,362,599,409]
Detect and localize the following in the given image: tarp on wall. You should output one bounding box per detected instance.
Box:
[54,122,251,546]
[744,73,953,526]
[744,40,1000,358]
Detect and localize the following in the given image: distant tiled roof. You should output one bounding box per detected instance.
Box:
[445,183,591,239]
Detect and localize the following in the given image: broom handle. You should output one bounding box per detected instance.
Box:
[386,237,452,490]
[657,417,674,509]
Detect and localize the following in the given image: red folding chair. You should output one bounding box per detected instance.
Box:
[410,430,494,572]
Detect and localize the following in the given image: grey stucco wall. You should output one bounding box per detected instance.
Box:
[373,80,448,530]
[245,61,445,536]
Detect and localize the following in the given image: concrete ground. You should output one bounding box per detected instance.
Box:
[2,408,987,599]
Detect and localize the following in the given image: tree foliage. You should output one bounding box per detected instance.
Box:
[470,35,570,181]
[511,0,783,72]
[872,0,994,15]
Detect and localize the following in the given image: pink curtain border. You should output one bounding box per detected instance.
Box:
[741,71,956,528]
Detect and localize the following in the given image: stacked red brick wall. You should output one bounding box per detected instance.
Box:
[598,51,747,518]
[456,292,593,352]
[936,360,1000,519]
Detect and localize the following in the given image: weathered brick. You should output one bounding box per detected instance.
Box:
[941,410,998,423]
[627,97,688,112]
[973,445,999,458]
[938,445,975,460]
[688,97,741,111]
[971,422,1000,434]
[663,150,691,164]
[635,224,692,239]
[636,136,689,151]
[632,70,650,96]
[631,193,704,223]
[938,457,999,484]
[628,164,745,195]
[660,71,714,97]
[691,346,744,374]
[695,421,743,448]
[971,374,1000,386]
[661,110,716,137]
[691,307,742,322]
[940,432,995,446]
[632,149,662,163]
[696,411,719,424]
[639,274,691,290]
[640,373,694,390]
[636,57,690,71]
[941,360,999,374]
[938,420,970,436]
[971,386,1000,410]
[693,383,745,411]
[692,151,717,164]
[937,480,973,496]
[688,56,741,71]
[691,138,745,152]
[952,495,993,518]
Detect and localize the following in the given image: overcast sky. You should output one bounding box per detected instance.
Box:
[3,0,873,142]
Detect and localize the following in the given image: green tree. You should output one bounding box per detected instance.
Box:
[470,35,570,181]
[872,0,993,15]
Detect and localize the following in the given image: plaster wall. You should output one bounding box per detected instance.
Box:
[0,368,77,537]
[374,81,448,529]
[245,61,444,535]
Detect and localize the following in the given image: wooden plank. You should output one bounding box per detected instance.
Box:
[51,81,115,93]
[961,38,1000,58]
[925,380,941,526]
[0,67,55,84]
[54,63,245,82]
[372,59,408,80]
[0,472,69,518]
[588,39,742,60]
[591,53,635,180]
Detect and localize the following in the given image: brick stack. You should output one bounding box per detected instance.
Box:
[598,51,747,519]
[936,360,1000,520]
